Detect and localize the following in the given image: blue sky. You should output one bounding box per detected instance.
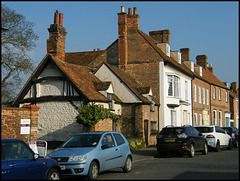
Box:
[2,1,239,86]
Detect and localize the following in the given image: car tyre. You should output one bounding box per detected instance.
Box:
[188,144,195,158]
[202,142,208,155]
[215,140,221,152]
[46,168,60,180]
[122,156,132,173]
[228,139,232,150]
[87,161,98,180]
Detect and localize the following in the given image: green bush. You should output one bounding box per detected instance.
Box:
[76,103,116,128]
[127,138,146,150]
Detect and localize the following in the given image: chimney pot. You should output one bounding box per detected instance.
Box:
[133,7,137,15]
[54,10,59,24]
[93,49,96,51]
[59,13,63,26]
[97,48,100,51]
[121,6,125,13]
[128,8,132,15]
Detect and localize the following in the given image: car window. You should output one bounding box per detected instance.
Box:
[62,134,101,148]
[195,127,213,133]
[102,134,116,148]
[192,127,200,136]
[113,133,125,146]
[2,142,33,160]
[160,128,184,135]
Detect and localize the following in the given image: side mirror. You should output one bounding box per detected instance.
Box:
[33,153,39,160]
[198,133,203,136]
[101,145,109,150]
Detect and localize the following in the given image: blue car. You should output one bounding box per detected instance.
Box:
[1,139,61,180]
[47,131,132,180]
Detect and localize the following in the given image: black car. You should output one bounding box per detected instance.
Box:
[156,125,208,157]
[222,126,239,148]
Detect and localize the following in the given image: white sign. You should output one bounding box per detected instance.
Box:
[20,119,31,134]
[28,141,38,154]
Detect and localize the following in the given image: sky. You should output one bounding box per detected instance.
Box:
[2,1,239,87]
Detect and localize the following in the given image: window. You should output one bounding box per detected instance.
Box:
[107,93,113,110]
[199,114,202,125]
[213,110,217,125]
[202,88,205,104]
[102,134,115,148]
[149,95,155,112]
[168,75,180,98]
[171,110,177,126]
[113,133,125,146]
[194,84,197,102]
[194,113,198,126]
[206,89,209,105]
[219,89,221,100]
[151,121,157,134]
[198,86,201,104]
[226,91,228,102]
[185,81,188,100]
[213,87,216,99]
[219,111,222,127]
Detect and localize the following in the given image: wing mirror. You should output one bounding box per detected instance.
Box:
[33,153,39,160]
[101,145,109,150]
[198,133,203,136]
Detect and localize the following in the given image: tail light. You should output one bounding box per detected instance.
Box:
[232,133,235,138]
[206,134,215,138]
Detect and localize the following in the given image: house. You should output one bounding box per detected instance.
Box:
[228,82,239,128]
[12,9,159,146]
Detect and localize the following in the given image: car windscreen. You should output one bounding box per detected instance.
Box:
[160,128,184,135]
[62,134,102,148]
[195,127,213,133]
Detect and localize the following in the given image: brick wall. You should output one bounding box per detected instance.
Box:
[1,105,40,143]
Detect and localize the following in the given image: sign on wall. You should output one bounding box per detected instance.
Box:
[20,119,30,134]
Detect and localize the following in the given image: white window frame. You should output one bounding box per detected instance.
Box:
[194,84,197,102]
[213,110,217,125]
[171,110,177,126]
[206,89,209,105]
[226,91,228,102]
[219,89,221,100]
[213,87,216,99]
[194,113,198,126]
[185,80,188,101]
[198,86,201,104]
[168,75,180,98]
[219,111,222,127]
[199,114,202,125]
[202,88,205,104]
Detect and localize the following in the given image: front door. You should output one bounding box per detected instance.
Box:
[144,120,149,147]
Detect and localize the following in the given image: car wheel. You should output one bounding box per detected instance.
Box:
[188,144,195,158]
[122,156,132,173]
[215,140,220,152]
[228,139,232,150]
[87,161,98,180]
[46,169,60,180]
[202,142,208,155]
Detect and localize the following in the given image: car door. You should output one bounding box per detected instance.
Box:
[99,133,122,171]
[1,141,45,180]
[191,127,203,151]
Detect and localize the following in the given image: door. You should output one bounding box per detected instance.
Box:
[99,133,122,171]
[144,120,149,147]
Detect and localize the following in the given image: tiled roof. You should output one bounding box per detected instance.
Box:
[94,82,111,91]
[52,55,109,102]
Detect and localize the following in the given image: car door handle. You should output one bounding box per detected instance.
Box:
[9,163,16,167]
[115,148,118,151]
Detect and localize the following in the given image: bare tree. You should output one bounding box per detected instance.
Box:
[1,4,39,104]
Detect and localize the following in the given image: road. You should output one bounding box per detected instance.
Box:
[63,147,239,180]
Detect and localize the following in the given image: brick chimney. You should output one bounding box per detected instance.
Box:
[231,82,238,93]
[47,10,67,61]
[149,29,170,44]
[180,48,190,62]
[118,6,139,69]
[196,55,208,69]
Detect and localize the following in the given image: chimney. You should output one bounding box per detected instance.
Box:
[47,10,67,61]
[149,30,170,44]
[180,48,190,62]
[231,82,238,93]
[196,55,208,69]
[207,63,213,73]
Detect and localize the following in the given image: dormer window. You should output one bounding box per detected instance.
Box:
[107,93,113,110]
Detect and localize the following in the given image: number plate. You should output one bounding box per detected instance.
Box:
[60,165,65,170]
[165,139,175,142]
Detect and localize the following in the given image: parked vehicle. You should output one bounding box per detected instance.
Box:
[156,125,208,158]
[47,132,132,180]
[1,139,61,180]
[222,126,239,148]
[194,125,232,151]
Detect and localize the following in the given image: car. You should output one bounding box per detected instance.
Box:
[156,125,208,158]
[222,126,239,148]
[1,139,61,180]
[194,125,232,151]
[47,131,132,180]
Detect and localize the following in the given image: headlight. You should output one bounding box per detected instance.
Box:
[69,155,87,162]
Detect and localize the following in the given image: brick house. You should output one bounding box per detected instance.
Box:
[180,48,230,127]
[12,10,159,146]
[229,82,239,128]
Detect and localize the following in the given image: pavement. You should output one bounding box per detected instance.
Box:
[46,147,158,163]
